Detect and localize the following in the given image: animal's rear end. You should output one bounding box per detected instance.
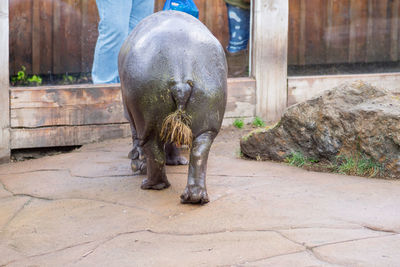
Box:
[118,11,227,204]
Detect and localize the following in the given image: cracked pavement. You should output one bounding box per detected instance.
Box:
[0,127,399,266]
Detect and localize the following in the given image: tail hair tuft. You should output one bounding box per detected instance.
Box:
[160,110,193,148]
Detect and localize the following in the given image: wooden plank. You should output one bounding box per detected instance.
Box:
[398,0,400,62]
[0,0,10,162]
[9,0,33,75]
[39,0,54,74]
[10,78,255,128]
[154,0,164,12]
[205,0,229,49]
[390,0,399,61]
[252,0,288,122]
[58,0,82,74]
[11,124,131,149]
[349,0,368,63]
[225,78,256,119]
[32,0,41,74]
[81,0,99,73]
[298,0,306,65]
[9,78,255,148]
[10,85,127,128]
[194,0,207,22]
[288,0,300,65]
[52,0,61,74]
[366,0,390,62]
[326,0,350,64]
[304,0,326,65]
[288,73,400,106]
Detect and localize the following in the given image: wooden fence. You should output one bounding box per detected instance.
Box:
[289,0,400,65]
[10,0,400,76]
[9,0,228,76]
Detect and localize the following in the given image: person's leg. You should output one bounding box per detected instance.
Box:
[92,0,132,84]
[129,0,155,33]
[226,3,250,53]
[225,3,251,77]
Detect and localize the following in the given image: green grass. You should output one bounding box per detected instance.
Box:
[11,66,42,86]
[233,118,244,129]
[252,116,266,127]
[286,152,318,167]
[285,151,385,178]
[333,154,384,177]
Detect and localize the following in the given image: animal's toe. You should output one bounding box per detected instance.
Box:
[131,159,147,175]
[180,186,209,205]
[166,156,188,166]
[141,179,170,190]
[177,156,189,165]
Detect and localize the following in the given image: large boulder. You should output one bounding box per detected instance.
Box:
[240,81,400,178]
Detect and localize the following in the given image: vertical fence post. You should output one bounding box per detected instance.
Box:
[252,0,289,122]
[0,0,10,163]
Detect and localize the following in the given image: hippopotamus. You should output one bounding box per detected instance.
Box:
[118,11,227,204]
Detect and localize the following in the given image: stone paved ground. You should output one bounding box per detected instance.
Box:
[0,127,399,267]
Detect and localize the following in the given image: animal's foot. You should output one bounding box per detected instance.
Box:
[131,158,147,175]
[141,178,170,190]
[128,145,141,159]
[180,185,209,204]
[166,156,188,165]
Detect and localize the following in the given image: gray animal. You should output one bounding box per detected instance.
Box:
[118,11,227,204]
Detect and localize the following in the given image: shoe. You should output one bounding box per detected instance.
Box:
[226,49,249,77]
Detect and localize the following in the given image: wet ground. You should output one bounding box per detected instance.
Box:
[0,127,399,266]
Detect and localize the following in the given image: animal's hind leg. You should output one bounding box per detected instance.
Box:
[165,143,188,165]
[181,131,216,204]
[141,136,170,190]
[125,105,146,174]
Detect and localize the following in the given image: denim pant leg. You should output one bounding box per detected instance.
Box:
[129,0,155,33]
[226,3,250,53]
[92,0,132,84]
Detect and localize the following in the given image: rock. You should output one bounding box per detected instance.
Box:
[240,81,400,178]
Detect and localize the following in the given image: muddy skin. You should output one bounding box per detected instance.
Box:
[118,11,227,204]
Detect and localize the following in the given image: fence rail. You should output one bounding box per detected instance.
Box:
[289,0,400,65]
[10,0,400,76]
[9,0,228,76]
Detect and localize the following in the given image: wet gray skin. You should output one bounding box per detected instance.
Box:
[118,11,227,204]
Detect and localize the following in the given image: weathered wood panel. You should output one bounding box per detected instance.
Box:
[9,0,33,75]
[326,0,350,64]
[366,0,390,63]
[304,0,327,65]
[10,85,127,128]
[288,0,301,65]
[11,124,131,149]
[225,78,256,119]
[390,0,400,61]
[348,0,368,63]
[39,0,53,74]
[288,72,400,106]
[253,0,288,122]
[0,0,10,162]
[10,0,230,75]
[81,0,98,73]
[289,0,400,66]
[10,78,255,148]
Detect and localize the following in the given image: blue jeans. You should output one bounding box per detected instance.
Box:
[92,0,154,84]
[226,3,250,53]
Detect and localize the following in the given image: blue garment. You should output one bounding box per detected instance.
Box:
[163,0,199,18]
[226,3,250,53]
[92,0,154,84]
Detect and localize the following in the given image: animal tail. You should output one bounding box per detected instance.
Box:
[160,82,193,148]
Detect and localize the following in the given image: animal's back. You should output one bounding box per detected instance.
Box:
[119,11,227,139]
